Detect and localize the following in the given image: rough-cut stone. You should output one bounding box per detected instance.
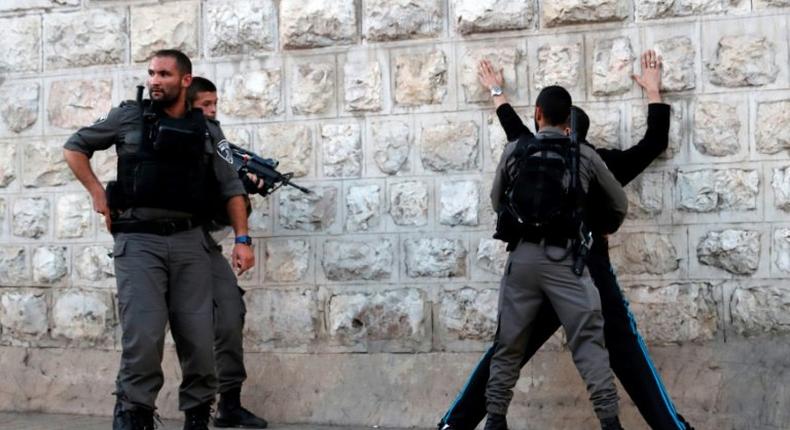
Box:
[364,0,442,41]
[460,47,520,103]
[755,100,790,154]
[74,245,114,282]
[278,186,337,232]
[730,285,790,336]
[772,167,790,212]
[697,230,760,275]
[13,198,49,239]
[220,70,282,118]
[610,233,679,275]
[475,239,508,275]
[0,16,40,73]
[586,107,621,150]
[754,0,790,7]
[534,43,582,91]
[592,37,634,97]
[248,196,271,235]
[454,0,534,34]
[394,50,448,106]
[693,101,740,156]
[90,150,117,183]
[677,169,759,212]
[264,239,310,282]
[244,289,318,348]
[626,283,717,344]
[321,123,361,177]
[51,291,112,344]
[205,0,276,57]
[543,0,629,27]
[654,37,696,92]
[625,172,664,219]
[631,101,683,158]
[291,62,335,115]
[0,143,16,187]
[280,0,356,49]
[0,82,39,134]
[0,0,79,12]
[55,194,91,239]
[130,1,199,62]
[345,184,381,232]
[322,240,393,281]
[774,228,790,274]
[344,61,383,112]
[636,0,674,18]
[371,120,411,175]
[438,287,498,340]
[420,121,479,171]
[44,9,126,70]
[23,140,72,187]
[487,112,509,164]
[0,291,48,342]
[708,35,778,88]
[389,181,429,226]
[32,246,67,284]
[404,238,467,278]
[257,124,312,177]
[0,247,29,285]
[439,180,479,226]
[47,80,112,130]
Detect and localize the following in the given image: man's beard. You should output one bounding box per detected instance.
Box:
[149,87,180,107]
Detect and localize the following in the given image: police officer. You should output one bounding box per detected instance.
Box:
[63,50,253,430]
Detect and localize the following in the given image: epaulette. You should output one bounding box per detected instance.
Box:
[119,99,139,108]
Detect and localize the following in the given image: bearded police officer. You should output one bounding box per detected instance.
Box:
[63,50,253,430]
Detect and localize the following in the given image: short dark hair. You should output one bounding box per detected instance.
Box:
[187,76,217,103]
[535,85,572,126]
[570,106,590,142]
[152,49,192,75]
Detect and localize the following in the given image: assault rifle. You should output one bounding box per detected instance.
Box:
[226,143,311,196]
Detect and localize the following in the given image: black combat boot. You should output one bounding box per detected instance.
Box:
[113,401,156,430]
[183,402,212,430]
[483,413,508,430]
[600,416,625,430]
[213,387,268,428]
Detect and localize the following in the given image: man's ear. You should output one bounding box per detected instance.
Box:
[181,73,193,89]
[534,106,543,122]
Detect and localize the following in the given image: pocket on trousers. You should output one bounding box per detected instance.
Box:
[112,237,127,258]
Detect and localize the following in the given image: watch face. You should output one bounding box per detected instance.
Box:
[491,86,503,96]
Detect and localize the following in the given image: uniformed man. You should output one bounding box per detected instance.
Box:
[63,50,253,430]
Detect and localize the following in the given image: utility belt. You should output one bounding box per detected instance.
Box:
[520,227,573,248]
[110,218,201,236]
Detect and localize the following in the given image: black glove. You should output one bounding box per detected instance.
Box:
[241,174,262,195]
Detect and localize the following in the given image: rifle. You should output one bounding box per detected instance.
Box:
[226,143,311,196]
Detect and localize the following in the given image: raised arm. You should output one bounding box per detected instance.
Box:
[478,60,533,142]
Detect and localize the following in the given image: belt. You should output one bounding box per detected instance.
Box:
[111,218,200,236]
[521,231,571,248]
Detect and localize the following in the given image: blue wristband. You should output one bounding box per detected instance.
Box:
[234,235,252,245]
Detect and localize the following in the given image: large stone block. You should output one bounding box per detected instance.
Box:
[420,120,479,172]
[205,0,276,57]
[23,139,72,187]
[47,79,112,130]
[697,230,760,275]
[676,169,759,213]
[220,70,282,119]
[322,239,393,281]
[626,283,717,344]
[454,0,534,35]
[74,245,114,282]
[0,291,48,343]
[625,171,664,219]
[55,194,91,239]
[130,1,198,62]
[278,186,337,232]
[364,0,442,42]
[439,180,479,226]
[631,101,683,158]
[280,0,356,49]
[344,61,383,112]
[244,289,318,349]
[321,123,361,177]
[475,239,508,275]
[32,246,67,284]
[730,285,790,336]
[43,8,126,70]
[13,197,49,239]
[291,62,335,115]
[257,123,312,177]
[345,184,382,232]
[404,238,467,278]
[389,180,429,226]
[51,291,113,345]
[460,46,521,104]
[610,232,679,275]
[754,0,790,7]
[585,107,621,150]
[542,0,629,27]
[534,43,582,92]
[693,101,740,157]
[264,239,310,282]
[774,228,790,274]
[393,50,448,106]
[0,16,40,73]
[0,82,39,134]
[592,37,635,97]
[90,150,118,183]
[371,120,411,175]
[0,0,79,12]
[0,247,29,285]
[437,287,498,342]
[0,142,16,187]
[654,36,696,92]
[248,195,272,235]
[755,100,790,155]
[707,35,778,87]
[487,112,509,165]
[772,167,790,212]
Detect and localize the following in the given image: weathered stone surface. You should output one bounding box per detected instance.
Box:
[0,142,16,187]
[51,291,112,344]
[708,35,778,88]
[345,184,382,232]
[257,123,312,177]
[487,112,509,164]
[130,1,198,62]
[774,228,790,274]
[364,0,442,41]
[23,140,72,187]
[280,0,356,49]
[475,239,508,275]
[639,0,737,18]
[697,230,760,275]
[0,82,39,134]
[420,121,479,171]
[291,62,335,115]
[278,186,337,232]
[43,9,126,70]
[534,43,582,91]
[586,107,621,150]
[389,181,429,226]
[344,61,383,112]
[772,167,790,212]
[625,172,664,219]
[592,37,634,97]
[543,0,629,27]
[0,247,29,285]
[626,283,717,344]
[394,50,448,106]
[32,246,67,284]
[693,101,740,156]
[730,285,790,336]
[437,287,498,341]
[0,0,78,12]
[321,123,361,177]
[205,0,276,57]
[264,239,310,282]
[90,150,117,183]
[322,240,393,281]
[47,80,112,130]
[0,291,48,342]
[74,245,114,282]
[460,47,520,103]
[371,120,411,175]
[631,101,683,158]
[636,0,674,18]
[55,194,90,239]
[248,195,271,235]
[244,289,318,348]
[454,0,534,34]
[610,233,679,275]
[439,180,479,226]
[404,238,467,278]
[0,16,40,73]
[13,198,49,239]
[220,70,282,118]
[754,0,790,7]
[756,100,790,154]
[677,169,759,212]
[654,37,696,92]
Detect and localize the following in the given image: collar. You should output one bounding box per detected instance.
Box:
[536,126,567,138]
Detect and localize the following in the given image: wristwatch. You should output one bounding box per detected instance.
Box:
[234,235,252,246]
[490,86,503,97]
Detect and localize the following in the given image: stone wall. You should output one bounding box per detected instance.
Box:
[0,0,789,428]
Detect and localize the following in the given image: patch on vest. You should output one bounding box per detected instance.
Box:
[217,139,233,165]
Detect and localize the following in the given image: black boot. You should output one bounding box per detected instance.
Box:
[184,402,212,430]
[213,387,268,429]
[483,413,508,430]
[600,416,625,430]
[113,401,155,430]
